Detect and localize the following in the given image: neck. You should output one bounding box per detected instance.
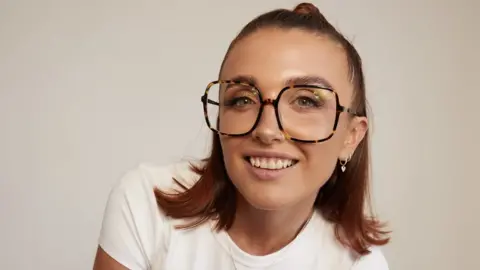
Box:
[227,194,316,256]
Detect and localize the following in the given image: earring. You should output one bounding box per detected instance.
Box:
[339,153,352,172]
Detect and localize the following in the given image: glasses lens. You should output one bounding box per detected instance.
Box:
[278,87,337,141]
[205,82,261,135]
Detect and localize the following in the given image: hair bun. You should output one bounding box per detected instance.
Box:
[293,2,321,16]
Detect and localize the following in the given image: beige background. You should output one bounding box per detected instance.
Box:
[1,0,479,269]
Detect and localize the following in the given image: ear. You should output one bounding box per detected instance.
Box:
[339,116,368,160]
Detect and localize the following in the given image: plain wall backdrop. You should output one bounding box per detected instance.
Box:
[1,0,479,269]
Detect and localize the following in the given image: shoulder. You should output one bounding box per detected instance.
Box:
[310,213,389,270]
[97,161,201,269]
[352,247,389,270]
[116,160,201,193]
[103,160,202,229]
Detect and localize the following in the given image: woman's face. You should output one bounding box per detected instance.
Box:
[219,28,367,210]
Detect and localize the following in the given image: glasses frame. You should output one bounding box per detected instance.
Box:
[200,80,359,143]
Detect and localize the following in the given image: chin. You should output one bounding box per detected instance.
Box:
[240,189,296,211]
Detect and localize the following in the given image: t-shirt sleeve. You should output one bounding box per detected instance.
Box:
[98,167,165,270]
[351,247,389,270]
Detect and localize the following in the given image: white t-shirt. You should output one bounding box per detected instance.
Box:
[98,162,389,270]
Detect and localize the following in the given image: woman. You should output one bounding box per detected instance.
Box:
[93,2,390,270]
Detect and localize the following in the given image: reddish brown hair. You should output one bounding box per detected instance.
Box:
[155,2,390,255]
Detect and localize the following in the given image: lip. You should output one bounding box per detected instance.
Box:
[242,150,299,181]
[242,150,299,160]
[244,158,296,181]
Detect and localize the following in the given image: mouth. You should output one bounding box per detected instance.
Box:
[244,156,299,170]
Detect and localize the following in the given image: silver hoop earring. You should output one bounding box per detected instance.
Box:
[339,153,352,172]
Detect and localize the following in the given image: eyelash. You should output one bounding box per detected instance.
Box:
[224,96,256,107]
[293,96,323,108]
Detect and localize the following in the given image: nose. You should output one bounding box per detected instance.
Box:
[252,104,285,145]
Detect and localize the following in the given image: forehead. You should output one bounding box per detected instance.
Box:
[221,28,353,102]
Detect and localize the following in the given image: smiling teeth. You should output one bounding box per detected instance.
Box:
[249,157,294,170]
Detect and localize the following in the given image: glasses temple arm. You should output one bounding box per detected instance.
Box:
[201,95,219,106]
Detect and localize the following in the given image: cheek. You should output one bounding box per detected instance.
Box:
[219,136,243,173]
[305,133,344,158]
[220,136,238,157]
[301,140,343,181]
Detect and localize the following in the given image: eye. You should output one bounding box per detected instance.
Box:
[294,96,320,108]
[226,96,256,107]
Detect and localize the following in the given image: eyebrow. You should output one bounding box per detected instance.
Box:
[227,75,257,85]
[225,74,334,90]
[285,75,334,89]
